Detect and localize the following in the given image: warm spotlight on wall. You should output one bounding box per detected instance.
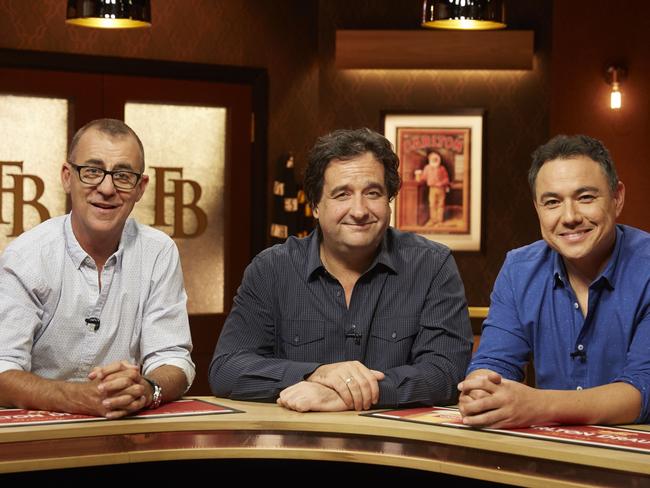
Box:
[66,0,151,29]
[606,66,626,110]
[422,0,506,30]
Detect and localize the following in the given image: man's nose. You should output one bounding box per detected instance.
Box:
[561,200,582,225]
[349,194,369,219]
[96,173,117,195]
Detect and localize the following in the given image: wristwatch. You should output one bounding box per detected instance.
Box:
[143,377,162,409]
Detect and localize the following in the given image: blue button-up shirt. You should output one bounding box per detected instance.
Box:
[468,225,650,422]
[210,227,473,407]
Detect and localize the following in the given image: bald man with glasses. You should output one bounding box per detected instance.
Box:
[0,119,194,419]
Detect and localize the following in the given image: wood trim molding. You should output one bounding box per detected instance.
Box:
[335,30,534,70]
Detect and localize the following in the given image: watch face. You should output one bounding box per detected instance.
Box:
[151,385,162,409]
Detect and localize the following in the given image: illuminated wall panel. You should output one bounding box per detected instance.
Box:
[0,95,68,250]
[126,103,226,314]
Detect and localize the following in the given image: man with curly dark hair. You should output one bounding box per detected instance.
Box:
[211,128,472,412]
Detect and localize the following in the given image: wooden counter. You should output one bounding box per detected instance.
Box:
[1,397,648,486]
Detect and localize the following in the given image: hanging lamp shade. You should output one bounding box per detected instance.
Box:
[422,0,506,30]
[66,0,151,29]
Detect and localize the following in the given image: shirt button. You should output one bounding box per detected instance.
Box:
[573,302,579,309]
[294,335,299,343]
[391,331,397,339]
[336,291,341,297]
[577,344,584,351]
[576,386,583,391]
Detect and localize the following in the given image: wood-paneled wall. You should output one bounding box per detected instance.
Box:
[551,0,650,232]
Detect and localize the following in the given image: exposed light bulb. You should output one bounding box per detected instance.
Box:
[610,82,622,110]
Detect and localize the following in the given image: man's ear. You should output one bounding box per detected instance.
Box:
[61,164,72,194]
[614,181,625,217]
[134,174,149,203]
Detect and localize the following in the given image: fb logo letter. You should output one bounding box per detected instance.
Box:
[152,167,207,238]
[0,162,50,236]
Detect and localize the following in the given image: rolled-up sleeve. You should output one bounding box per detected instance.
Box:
[0,250,45,375]
[613,311,650,423]
[140,242,195,388]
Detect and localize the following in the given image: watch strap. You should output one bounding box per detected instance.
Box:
[143,377,162,409]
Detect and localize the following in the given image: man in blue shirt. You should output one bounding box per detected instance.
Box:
[459,134,650,428]
[210,128,472,412]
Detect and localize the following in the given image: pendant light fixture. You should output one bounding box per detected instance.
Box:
[422,0,506,30]
[66,0,151,29]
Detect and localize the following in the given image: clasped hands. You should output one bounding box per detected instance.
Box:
[82,360,150,419]
[277,360,384,412]
[457,370,542,429]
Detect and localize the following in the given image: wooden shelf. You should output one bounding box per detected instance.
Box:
[335,30,534,70]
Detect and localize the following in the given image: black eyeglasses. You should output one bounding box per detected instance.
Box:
[68,163,142,191]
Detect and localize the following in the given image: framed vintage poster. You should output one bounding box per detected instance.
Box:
[383,111,483,251]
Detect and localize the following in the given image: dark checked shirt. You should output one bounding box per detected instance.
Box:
[468,225,650,423]
[209,227,472,407]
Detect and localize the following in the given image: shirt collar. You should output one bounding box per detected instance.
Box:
[64,213,129,269]
[64,214,87,269]
[373,229,397,273]
[552,225,623,290]
[305,228,397,281]
[306,230,322,279]
[597,225,624,289]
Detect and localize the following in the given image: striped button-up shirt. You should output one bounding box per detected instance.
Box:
[0,214,195,385]
[210,227,472,407]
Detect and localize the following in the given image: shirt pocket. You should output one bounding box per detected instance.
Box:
[368,316,421,369]
[279,319,325,362]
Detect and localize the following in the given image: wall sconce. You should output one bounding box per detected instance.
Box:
[606,66,626,110]
[422,0,506,30]
[66,0,151,29]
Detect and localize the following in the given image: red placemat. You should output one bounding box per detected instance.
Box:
[366,407,650,454]
[0,399,241,427]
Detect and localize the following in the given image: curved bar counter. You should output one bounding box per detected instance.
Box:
[0,398,649,486]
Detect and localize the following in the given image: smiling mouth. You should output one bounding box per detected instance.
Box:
[559,228,593,240]
[345,222,376,228]
[91,202,119,210]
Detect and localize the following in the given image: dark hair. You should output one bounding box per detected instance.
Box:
[68,118,145,170]
[529,134,618,197]
[304,128,401,206]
